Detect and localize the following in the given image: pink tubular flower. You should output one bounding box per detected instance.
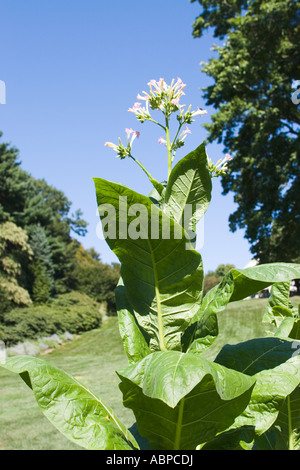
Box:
[192,107,208,117]
[137,93,149,101]
[158,136,167,145]
[178,125,191,143]
[176,77,185,88]
[104,141,118,151]
[171,97,180,106]
[128,102,142,113]
[225,153,233,161]
[125,128,140,145]
[183,125,191,134]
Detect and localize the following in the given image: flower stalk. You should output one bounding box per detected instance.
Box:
[104,77,231,185]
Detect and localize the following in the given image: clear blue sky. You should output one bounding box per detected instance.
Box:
[0,0,253,273]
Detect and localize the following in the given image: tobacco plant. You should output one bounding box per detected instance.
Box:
[1,78,300,450]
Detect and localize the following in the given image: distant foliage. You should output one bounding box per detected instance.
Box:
[74,245,120,315]
[0,221,33,314]
[191,0,300,264]
[203,263,235,295]
[0,131,88,302]
[0,132,118,338]
[0,291,103,346]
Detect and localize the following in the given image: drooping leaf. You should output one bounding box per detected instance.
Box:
[117,351,255,450]
[274,316,296,339]
[263,281,297,327]
[163,143,212,232]
[215,336,300,376]
[115,278,151,364]
[0,356,139,450]
[199,425,255,450]
[215,338,300,437]
[196,263,300,323]
[181,310,218,354]
[267,386,300,450]
[236,357,300,439]
[93,177,204,351]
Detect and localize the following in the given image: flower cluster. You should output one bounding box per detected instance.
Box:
[208,153,233,177]
[105,128,139,159]
[129,77,207,125]
[105,77,210,180]
[158,125,191,150]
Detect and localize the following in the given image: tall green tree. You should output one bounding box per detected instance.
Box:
[27,225,54,303]
[0,222,33,315]
[74,245,120,315]
[0,132,88,295]
[190,0,300,263]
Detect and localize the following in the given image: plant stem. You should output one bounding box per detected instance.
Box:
[287,395,294,450]
[147,239,167,352]
[148,117,166,131]
[174,398,185,450]
[129,154,154,182]
[165,116,172,179]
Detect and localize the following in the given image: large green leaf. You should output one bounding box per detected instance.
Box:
[117,351,255,450]
[263,282,297,328]
[0,356,139,450]
[163,143,212,232]
[181,309,218,354]
[215,336,300,376]
[215,337,300,437]
[115,278,151,364]
[267,385,300,450]
[93,178,204,352]
[195,263,300,325]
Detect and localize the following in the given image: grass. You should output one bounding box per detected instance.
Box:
[0,296,299,450]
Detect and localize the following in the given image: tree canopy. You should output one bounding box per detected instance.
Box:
[191,0,300,263]
[0,132,119,317]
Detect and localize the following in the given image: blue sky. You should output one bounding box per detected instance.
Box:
[0,0,253,273]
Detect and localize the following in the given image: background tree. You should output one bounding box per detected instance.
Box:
[190,0,300,264]
[27,225,54,303]
[203,263,235,295]
[74,245,120,315]
[0,133,88,296]
[0,222,33,315]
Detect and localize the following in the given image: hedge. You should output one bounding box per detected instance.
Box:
[0,291,103,346]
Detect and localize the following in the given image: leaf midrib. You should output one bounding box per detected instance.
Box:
[147,238,167,351]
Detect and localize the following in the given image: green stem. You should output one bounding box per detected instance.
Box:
[147,239,167,352]
[174,398,185,450]
[165,117,172,179]
[287,395,294,450]
[148,118,166,131]
[129,154,154,181]
[171,122,183,154]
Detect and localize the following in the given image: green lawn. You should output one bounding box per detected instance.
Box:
[0,296,299,450]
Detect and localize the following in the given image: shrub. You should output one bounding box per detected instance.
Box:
[0,291,102,346]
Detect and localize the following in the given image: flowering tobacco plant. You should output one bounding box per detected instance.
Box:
[2,78,300,451]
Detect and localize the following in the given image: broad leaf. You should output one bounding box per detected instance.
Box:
[181,310,218,354]
[215,337,300,437]
[215,336,300,376]
[263,281,297,327]
[197,263,300,323]
[236,357,300,439]
[117,351,255,450]
[94,178,204,351]
[199,426,255,450]
[115,278,151,364]
[267,386,300,450]
[0,356,139,450]
[163,143,212,232]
